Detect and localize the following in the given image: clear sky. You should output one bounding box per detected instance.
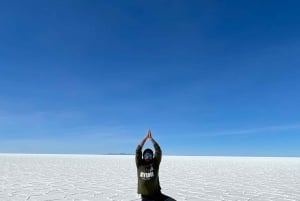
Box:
[0,1,300,156]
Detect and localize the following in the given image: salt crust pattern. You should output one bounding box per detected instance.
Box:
[0,154,299,201]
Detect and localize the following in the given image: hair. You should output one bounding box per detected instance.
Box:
[143,148,153,157]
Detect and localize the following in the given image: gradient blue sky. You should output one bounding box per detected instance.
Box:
[0,1,300,156]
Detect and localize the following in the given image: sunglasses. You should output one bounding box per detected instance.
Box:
[143,152,153,159]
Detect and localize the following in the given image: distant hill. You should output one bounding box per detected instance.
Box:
[105,153,133,155]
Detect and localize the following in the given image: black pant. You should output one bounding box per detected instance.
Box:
[141,192,176,201]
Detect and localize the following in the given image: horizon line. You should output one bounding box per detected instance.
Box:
[0,152,299,158]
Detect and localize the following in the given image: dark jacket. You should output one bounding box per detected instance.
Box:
[135,142,162,196]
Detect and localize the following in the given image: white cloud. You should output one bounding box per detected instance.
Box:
[202,123,300,137]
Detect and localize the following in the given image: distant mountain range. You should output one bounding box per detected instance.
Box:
[105,153,133,155]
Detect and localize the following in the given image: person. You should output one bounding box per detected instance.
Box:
[135,129,176,201]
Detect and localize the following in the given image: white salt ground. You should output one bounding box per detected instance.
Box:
[0,154,300,201]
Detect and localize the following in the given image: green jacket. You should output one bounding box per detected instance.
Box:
[135,142,162,196]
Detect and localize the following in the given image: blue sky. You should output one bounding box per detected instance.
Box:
[0,1,300,156]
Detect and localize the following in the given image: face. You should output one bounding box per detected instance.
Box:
[143,152,153,161]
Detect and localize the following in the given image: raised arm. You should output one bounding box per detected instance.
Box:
[135,130,150,167]
[148,130,162,164]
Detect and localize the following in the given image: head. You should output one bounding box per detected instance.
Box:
[143,148,154,162]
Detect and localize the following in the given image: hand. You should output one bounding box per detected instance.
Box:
[143,129,151,139]
[147,129,152,139]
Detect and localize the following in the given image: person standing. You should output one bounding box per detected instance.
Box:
[135,129,176,201]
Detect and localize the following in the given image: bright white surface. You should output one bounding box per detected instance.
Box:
[0,154,300,201]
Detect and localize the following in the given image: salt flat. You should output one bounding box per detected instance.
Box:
[0,154,299,201]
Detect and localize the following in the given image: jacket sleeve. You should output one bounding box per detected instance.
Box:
[135,144,143,167]
[153,141,162,164]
